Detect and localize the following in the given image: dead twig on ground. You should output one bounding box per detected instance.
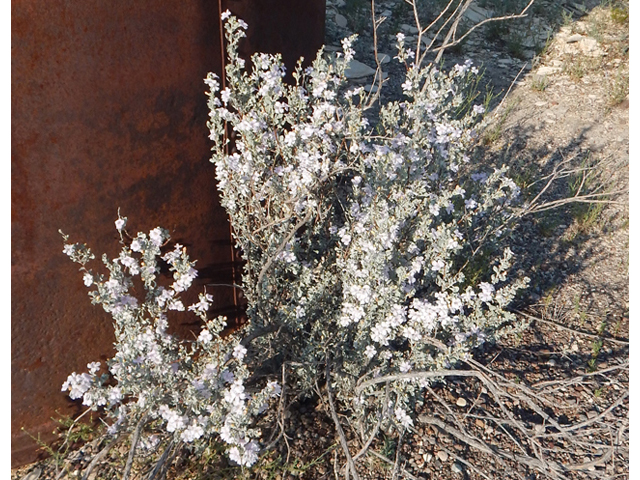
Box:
[80,434,122,480]
[515,310,629,345]
[326,357,360,480]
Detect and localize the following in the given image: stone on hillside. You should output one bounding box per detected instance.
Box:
[463,5,492,24]
[567,34,583,43]
[572,2,587,14]
[378,53,391,64]
[335,13,348,28]
[580,37,599,54]
[536,66,559,76]
[345,60,376,79]
[20,468,42,480]
[401,23,419,34]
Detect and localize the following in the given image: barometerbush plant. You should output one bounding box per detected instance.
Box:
[60,218,280,467]
[205,13,529,441]
[61,11,530,473]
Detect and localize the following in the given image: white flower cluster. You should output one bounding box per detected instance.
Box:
[205,13,529,441]
[61,221,281,467]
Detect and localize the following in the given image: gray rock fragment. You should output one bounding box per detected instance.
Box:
[345,60,376,79]
[335,13,348,29]
[567,33,583,43]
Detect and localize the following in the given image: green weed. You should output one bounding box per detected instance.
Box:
[507,33,527,60]
[587,321,607,373]
[531,75,549,92]
[342,0,370,34]
[606,65,629,107]
[481,100,517,146]
[534,33,554,61]
[562,54,601,80]
[561,9,575,29]
[573,294,589,327]
[610,6,629,24]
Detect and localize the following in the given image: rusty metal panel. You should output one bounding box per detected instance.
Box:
[11,0,325,468]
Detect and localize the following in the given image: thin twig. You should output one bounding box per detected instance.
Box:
[58,408,93,454]
[325,357,360,480]
[515,310,629,345]
[492,62,529,117]
[433,0,536,63]
[123,413,148,480]
[146,439,178,480]
[353,383,389,462]
[533,361,628,389]
[434,0,474,64]
[81,434,122,480]
[256,209,313,295]
[417,414,567,479]
[363,0,386,110]
[561,391,628,433]
[391,428,404,480]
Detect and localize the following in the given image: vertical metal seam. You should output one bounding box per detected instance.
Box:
[217,0,240,321]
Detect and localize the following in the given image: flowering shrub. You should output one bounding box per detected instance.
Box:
[61,11,529,472]
[205,14,528,438]
[60,217,280,467]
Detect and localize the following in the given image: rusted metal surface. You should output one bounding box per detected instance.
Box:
[11,0,325,468]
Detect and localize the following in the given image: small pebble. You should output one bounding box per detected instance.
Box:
[567,34,583,44]
[20,469,42,480]
[452,462,464,474]
[437,450,449,462]
[456,397,467,407]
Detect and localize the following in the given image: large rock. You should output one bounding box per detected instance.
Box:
[335,13,348,29]
[463,5,492,24]
[345,59,376,79]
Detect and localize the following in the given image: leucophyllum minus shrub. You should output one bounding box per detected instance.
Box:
[60,217,280,467]
[60,11,530,472]
[205,12,529,439]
